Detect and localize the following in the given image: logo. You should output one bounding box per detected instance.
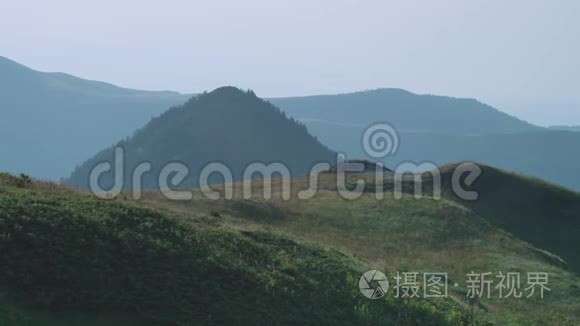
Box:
[359,270,389,299]
[361,122,399,158]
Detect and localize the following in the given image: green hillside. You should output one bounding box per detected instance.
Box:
[134,169,580,325]
[3,162,580,325]
[331,163,580,273]
[437,163,580,272]
[0,173,467,325]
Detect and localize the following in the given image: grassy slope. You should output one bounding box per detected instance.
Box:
[136,172,580,325]
[416,163,580,272]
[0,173,465,325]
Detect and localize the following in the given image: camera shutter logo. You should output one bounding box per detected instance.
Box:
[359,270,389,299]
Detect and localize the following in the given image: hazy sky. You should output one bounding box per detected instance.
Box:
[1,0,579,125]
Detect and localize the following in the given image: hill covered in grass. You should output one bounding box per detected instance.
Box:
[4,161,580,324]
[337,162,580,273]
[0,56,189,180]
[0,173,467,325]
[134,166,580,325]
[66,87,336,189]
[436,163,580,272]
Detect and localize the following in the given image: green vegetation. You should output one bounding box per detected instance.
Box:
[136,170,580,325]
[0,176,466,325]
[0,300,145,326]
[358,163,580,273]
[437,163,580,273]
[3,161,580,325]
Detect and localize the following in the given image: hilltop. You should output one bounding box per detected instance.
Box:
[66,87,336,189]
[270,88,539,135]
[326,160,394,174]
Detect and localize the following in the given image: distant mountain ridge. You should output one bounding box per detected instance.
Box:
[3,56,579,190]
[270,90,580,190]
[270,88,541,135]
[0,56,181,96]
[66,87,336,189]
[0,56,190,180]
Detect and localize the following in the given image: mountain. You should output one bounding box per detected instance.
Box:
[4,55,578,192]
[0,56,189,181]
[66,87,336,189]
[270,90,580,190]
[270,89,541,135]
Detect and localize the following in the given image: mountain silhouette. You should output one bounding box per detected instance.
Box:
[4,56,580,191]
[0,56,189,180]
[270,89,540,135]
[271,90,580,190]
[66,87,336,189]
